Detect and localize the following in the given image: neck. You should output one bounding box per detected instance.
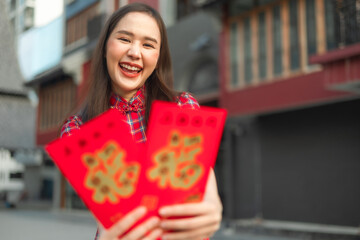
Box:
[112,88,139,102]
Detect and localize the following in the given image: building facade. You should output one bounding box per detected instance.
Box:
[6,0,35,37]
[209,0,360,237]
[1,0,40,203]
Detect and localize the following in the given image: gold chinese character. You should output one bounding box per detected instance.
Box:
[148,131,204,189]
[83,141,140,204]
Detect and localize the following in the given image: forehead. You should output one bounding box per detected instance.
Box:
[113,12,161,41]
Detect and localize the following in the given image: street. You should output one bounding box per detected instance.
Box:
[0,202,299,240]
[0,209,96,240]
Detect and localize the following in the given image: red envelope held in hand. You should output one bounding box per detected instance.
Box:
[45,101,227,230]
[141,101,227,215]
[46,109,144,229]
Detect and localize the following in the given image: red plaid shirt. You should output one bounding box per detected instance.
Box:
[60,89,199,142]
[60,88,200,240]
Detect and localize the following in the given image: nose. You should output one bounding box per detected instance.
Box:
[127,43,141,59]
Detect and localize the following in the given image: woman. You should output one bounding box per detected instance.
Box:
[61,3,222,240]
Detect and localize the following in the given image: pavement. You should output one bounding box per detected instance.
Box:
[0,209,299,240]
[0,211,294,240]
[0,208,97,240]
[0,200,326,240]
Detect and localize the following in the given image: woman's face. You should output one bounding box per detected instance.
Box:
[106,12,161,101]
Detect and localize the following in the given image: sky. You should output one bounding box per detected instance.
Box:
[34,0,63,26]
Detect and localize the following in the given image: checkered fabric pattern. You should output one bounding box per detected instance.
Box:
[60,89,200,240]
[60,89,199,143]
[109,89,147,143]
[176,92,199,109]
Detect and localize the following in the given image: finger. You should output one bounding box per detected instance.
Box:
[160,213,221,230]
[122,216,160,240]
[108,206,147,236]
[141,228,163,240]
[161,223,220,240]
[159,202,216,217]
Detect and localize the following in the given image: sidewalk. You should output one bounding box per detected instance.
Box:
[212,226,302,240]
[2,200,357,240]
[0,209,97,240]
[0,207,299,240]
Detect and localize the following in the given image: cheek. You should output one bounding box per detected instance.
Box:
[150,52,160,68]
[106,40,121,59]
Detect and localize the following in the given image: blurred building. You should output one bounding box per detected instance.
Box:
[0,0,41,202]
[10,0,66,206]
[197,0,360,238]
[5,0,35,38]
[24,0,101,209]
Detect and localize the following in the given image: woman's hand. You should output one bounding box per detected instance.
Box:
[158,169,222,240]
[99,206,162,240]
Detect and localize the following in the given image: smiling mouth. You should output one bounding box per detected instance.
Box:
[119,63,142,73]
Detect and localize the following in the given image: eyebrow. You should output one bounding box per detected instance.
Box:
[115,30,159,44]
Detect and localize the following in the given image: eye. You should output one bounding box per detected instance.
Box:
[118,37,130,43]
[143,43,155,49]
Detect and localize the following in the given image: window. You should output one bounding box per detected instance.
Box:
[328,0,360,48]
[227,0,344,89]
[24,7,35,30]
[230,22,239,86]
[325,0,337,50]
[273,5,283,76]
[10,172,23,179]
[66,2,99,46]
[10,0,16,11]
[289,0,300,70]
[244,17,253,83]
[306,0,317,57]
[342,0,360,45]
[258,11,267,80]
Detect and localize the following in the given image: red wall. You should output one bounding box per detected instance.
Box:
[77,60,91,106]
[37,130,59,146]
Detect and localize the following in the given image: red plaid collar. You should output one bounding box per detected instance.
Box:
[109,88,145,115]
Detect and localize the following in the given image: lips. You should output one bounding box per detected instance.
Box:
[119,62,143,78]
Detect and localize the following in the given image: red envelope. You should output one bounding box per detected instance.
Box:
[140,101,227,219]
[45,101,227,233]
[45,109,145,229]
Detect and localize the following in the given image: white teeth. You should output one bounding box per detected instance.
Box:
[120,63,141,71]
